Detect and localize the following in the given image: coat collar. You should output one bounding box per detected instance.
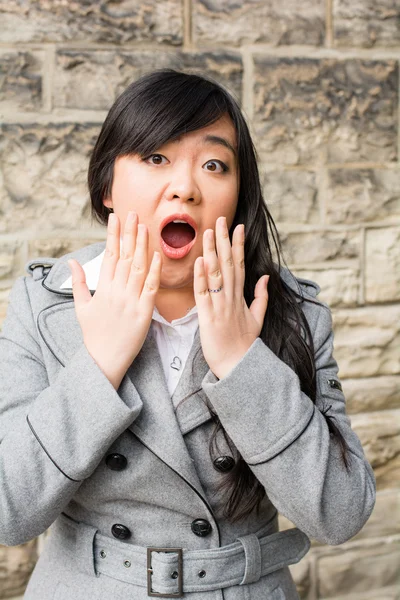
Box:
[34,241,312,509]
[37,241,213,506]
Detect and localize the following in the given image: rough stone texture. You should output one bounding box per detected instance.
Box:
[365,227,400,303]
[341,375,400,413]
[0,0,399,598]
[0,0,183,45]
[260,167,319,224]
[334,0,400,48]
[291,267,360,307]
[349,489,400,540]
[53,50,243,110]
[193,0,325,46]
[0,123,103,234]
[332,305,400,378]
[326,169,400,224]
[288,558,311,599]
[317,538,400,597]
[0,540,37,598]
[351,410,400,491]
[0,51,43,113]
[281,229,361,267]
[253,58,398,164]
[0,242,24,283]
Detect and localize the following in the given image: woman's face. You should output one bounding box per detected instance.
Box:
[103,114,240,292]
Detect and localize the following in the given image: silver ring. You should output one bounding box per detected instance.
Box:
[208,284,223,293]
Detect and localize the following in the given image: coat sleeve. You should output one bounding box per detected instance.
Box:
[0,275,143,546]
[201,298,376,546]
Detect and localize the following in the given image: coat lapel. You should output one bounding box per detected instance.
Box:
[34,240,310,507]
[37,242,213,503]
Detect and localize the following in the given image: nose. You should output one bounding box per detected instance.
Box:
[165,163,201,204]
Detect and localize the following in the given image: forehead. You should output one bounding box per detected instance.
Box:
[176,115,236,143]
[167,115,238,158]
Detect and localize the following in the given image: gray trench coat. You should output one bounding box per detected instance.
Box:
[0,241,376,600]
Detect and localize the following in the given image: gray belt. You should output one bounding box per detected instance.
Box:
[55,512,310,598]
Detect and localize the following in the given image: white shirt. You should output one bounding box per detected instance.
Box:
[60,238,199,397]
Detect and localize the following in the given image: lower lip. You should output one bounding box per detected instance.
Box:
[159,234,197,259]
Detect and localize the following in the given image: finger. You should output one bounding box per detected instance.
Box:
[193,256,213,314]
[113,210,138,287]
[126,223,148,297]
[97,213,120,292]
[203,228,224,308]
[138,251,162,314]
[68,259,92,308]
[232,223,245,302]
[215,216,234,301]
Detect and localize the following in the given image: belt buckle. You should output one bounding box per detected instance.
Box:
[147,547,183,598]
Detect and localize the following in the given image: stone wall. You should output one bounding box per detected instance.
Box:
[0,1,399,598]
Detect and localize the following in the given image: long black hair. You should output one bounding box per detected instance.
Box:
[88,69,350,523]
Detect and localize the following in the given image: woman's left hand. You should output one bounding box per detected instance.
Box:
[194,216,270,380]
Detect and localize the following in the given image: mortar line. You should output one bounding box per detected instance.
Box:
[241,46,254,122]
[182,0,193,51]
[360,226,366,305]
[326,0,334,48]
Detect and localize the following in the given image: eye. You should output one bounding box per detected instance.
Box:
[144,154,168,166]
[204,160,229,173]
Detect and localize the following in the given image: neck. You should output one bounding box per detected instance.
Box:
[155,289,196,323]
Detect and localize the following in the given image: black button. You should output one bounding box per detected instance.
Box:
[328,378,343,391]
[191,519,212,537]
[213,455,235,473]
[111,524,131,540]
[106,453,127,471]
[198,570,206,578]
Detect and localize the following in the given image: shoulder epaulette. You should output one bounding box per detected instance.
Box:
[25,258,57,280]
[295,276,321,297]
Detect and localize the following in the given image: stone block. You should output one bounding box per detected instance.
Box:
[253,58,398,164]
[0,123,104,234]
[291,267,360,307]
[326,168,400,224]
[0,242,24,283]
[350,489,400,540]
[351,410,400,491]
[365,227,400,303]
[288,557,311,599]
[332,305,400,378]
[260,167,319,224]
[27,238,102,262]
[0,540,37,598]
[53,50,243,110]
[193,0,325,46]
[0,0,183,45]
[0,50,43,112]
[317,538,400,597]
[342,375,400,413]
[280,229,361,267]
[334,0,400,48]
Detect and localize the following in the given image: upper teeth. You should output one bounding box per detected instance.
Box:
[172,220,187,223]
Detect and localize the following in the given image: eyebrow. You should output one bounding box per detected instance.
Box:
[171,134,237,160]
[201,135,237,160]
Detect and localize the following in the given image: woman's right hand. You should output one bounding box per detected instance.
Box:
[67,211,162,390]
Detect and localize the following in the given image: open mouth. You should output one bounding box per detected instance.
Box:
[160,222,196,249]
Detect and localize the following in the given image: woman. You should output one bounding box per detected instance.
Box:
[0,69,375,600]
